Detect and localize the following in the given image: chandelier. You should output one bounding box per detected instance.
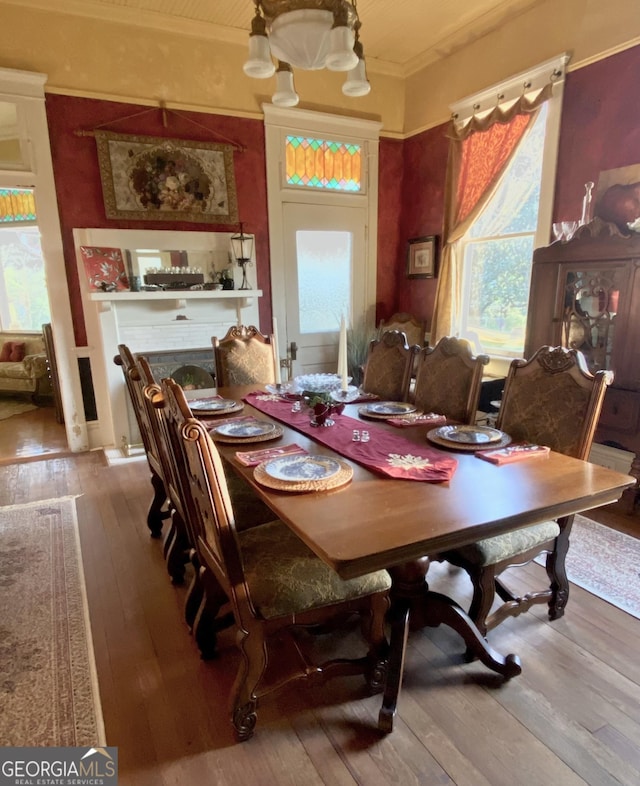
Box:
[243,0,371,107]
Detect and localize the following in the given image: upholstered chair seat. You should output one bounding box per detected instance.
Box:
[450,521,560,567]
[239,519,391,619]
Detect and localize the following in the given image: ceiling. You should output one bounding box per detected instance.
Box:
[14,0,547,76]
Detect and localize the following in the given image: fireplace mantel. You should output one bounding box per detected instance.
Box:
[73,227,264,451]
[90,289,262,311]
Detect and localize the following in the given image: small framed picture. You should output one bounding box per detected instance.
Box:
[407,236,438,279]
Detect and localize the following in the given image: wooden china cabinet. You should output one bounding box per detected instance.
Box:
[525,218,640,509]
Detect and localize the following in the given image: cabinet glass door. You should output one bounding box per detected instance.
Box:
[561,267,621,373]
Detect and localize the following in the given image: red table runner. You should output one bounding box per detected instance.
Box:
[244,392,457,482]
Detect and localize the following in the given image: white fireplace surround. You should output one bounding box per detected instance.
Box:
[74,228,262,451]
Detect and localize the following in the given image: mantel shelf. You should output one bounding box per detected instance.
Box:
[89,289,262,312]
[89,289,262,301]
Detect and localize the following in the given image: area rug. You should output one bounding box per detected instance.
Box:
[535,514,640,619]
[0,497,106,745]
[0,397,38,420]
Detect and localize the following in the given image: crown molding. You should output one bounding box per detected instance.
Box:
[0,0,248,45]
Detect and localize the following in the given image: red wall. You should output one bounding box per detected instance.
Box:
[46,94,404,345]
[554,44,640,222]
[397,124,449,330]
[45,94,271,345]
[375,126,449,332]
[376,137,404,321]
[47,43,638,350]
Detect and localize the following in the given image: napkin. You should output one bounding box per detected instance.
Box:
[475,444,550,465]
[235,443,307,467]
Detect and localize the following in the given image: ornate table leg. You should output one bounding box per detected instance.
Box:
[378,559,522,733]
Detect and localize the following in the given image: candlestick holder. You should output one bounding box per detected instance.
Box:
[237,258,252,290]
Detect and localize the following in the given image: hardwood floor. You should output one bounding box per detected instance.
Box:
[1,450,639,785]
[0,400,69,464]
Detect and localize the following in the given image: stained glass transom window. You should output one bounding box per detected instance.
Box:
[285,136,362,192]
[0,188,37,223]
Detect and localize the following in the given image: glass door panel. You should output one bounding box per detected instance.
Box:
[561,267,621,373]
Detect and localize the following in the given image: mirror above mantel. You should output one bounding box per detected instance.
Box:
[74,228,257,293]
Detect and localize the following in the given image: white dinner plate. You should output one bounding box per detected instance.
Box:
[432,425,504,445]
[361,401,416,417]
[264,455,342,482]
[213,421,276,438]
[189,398,238,413]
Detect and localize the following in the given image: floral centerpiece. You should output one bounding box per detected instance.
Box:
[302,390,345,427]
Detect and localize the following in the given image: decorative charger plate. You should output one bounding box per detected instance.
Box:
[427,424,512,451]
[189,397,242,415]
[211,420,283,443]
[358,401,417,419]
[254,455,353,492]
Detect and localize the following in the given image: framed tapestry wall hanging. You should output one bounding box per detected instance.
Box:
[94,131,238,224]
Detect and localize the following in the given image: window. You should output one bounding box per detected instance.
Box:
[284,135,362,192]
[459,104,548,358]
[0,188,51,331]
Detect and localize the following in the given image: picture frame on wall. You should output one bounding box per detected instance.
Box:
[407,236,438,279]
[94,131,238,224]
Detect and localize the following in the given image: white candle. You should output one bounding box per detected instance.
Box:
[339,315,348,392]
[337,315,344,379]
[272,317,282,384]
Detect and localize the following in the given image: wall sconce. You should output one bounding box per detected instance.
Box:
[230,222,254,290]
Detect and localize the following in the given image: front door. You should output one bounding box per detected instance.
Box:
[281,202,367,377]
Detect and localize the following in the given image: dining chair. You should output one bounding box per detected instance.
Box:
[378,312,426,348]
[161,376,391,741]
[212,325,276,386]
[114,344,169,539]
[137,356,275,597]
[361,329,420,401]
[412,336,490,424]
[137,356,194,586]
[438,345,613,638]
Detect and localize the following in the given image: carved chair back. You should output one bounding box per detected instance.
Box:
[213,325,276,387]
[361,330,420,401]
[412,336,489,424]
[378,312,426,348]
[496,345,613,459]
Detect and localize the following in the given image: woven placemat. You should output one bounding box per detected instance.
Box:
[211,423,284,444]
[254,457,353,492]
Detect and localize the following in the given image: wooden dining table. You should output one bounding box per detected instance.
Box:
[189,384,635,732]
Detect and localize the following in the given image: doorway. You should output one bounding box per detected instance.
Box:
[264,104,381,379]
[0,67,88,455]
[282,202,367,376]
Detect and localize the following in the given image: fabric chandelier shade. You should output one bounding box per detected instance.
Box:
[244,1,369,105]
